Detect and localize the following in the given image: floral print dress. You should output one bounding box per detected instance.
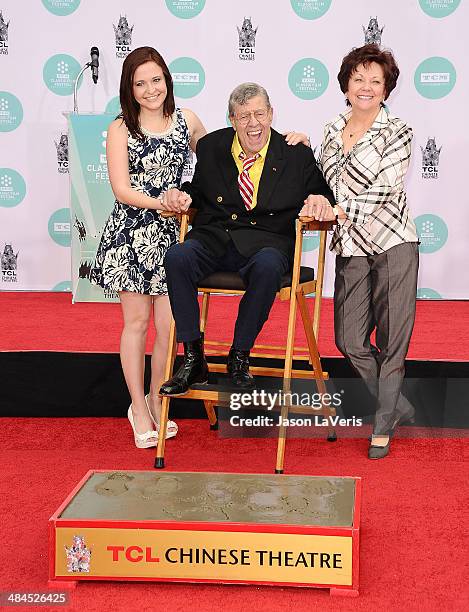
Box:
[91,108,190,295]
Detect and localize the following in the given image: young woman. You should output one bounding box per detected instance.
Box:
[91,46,206,448]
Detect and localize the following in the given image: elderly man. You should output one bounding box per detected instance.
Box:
[160,82,334,394]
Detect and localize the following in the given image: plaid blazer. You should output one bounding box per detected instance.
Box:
[320,107,418,256]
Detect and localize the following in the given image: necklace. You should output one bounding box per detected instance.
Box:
[344,115,376,140]
[344,124,366,139]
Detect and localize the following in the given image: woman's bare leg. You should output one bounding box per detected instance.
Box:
[148,294,175,431]
[119,291,153,434]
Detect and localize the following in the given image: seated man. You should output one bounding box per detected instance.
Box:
[160,82,334,394]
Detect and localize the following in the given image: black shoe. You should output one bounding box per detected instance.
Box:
[159,338,208,396]
[368,408,416,441]
[368,438,390,459]
[227,348,255,389]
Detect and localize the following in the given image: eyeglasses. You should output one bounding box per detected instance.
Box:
[234,109,270,125]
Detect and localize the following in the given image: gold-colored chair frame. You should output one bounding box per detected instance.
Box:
[156,212,335,473]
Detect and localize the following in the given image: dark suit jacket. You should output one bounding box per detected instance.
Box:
[182,127,334,260]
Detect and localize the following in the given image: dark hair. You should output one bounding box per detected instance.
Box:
[337,44,399,106]
[119,46,175,139]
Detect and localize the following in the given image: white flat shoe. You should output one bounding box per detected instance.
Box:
[127,406,158,448]
[145,394,178,439]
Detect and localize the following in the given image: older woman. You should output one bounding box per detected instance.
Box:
[304,44,419,459]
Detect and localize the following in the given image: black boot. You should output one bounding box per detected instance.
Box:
[160,338,208,396]
[227,347,255,389]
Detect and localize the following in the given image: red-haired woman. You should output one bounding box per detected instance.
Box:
[91,47,206,448]
[307,44,419,459]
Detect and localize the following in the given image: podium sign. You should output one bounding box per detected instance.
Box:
[67,113,118,303]
[49,471,361,596]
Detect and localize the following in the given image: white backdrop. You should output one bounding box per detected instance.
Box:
[1,0,467,299]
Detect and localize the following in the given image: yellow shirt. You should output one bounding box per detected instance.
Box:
[231,131,271,209]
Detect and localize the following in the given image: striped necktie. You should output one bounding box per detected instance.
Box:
[238,152,259,210]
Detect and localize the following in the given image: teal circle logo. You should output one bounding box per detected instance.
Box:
[415,214,448,254]
[43,54,81,96]
[302,231,320,252]
[417,287,442,299]
[169,57,205,98]
[0,169,26,208]
[414,57,456,99]
[419,0,460,18]
[42,0,80,16]
[165,0,205,19]
[288,58,329,100]
[0,92,23,132]
[105,96,121,116]
[290,0,332,20]
[48,208,71,246]
[52,280,72,292]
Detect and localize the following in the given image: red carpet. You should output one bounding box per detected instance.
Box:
[1,293,468,609]
[1,418,468,611]
[1,292,468,360]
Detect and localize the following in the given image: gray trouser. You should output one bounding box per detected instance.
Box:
[334,242,419,435]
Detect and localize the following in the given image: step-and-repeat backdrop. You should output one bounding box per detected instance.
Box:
[1,0,467,299]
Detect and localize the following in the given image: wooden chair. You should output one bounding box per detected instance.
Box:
[156,211,336,473]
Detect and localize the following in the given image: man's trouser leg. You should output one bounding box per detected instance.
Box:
[164,239,218,343]
[233,247,289,351]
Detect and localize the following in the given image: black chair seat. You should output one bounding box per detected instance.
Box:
[198,266,315,291]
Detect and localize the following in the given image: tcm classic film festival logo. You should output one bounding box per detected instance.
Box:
[169,57,205,98]
[0,10,9,55]
[421,137,442,179]
[1,243,18,284]
[43,54,80,96]
[290,1,331,20]
[0,92,23,132]
[48,209,71,247]
[237,17,258,61]
[42,0,81,16]
[419,0,461,18]
[86,130,109,184]
[415,214,448,254]
[165,0,205,19]
[288,58,329,100]
[0,168,26,208]
[415,57,456,99]
[113,15,133,59]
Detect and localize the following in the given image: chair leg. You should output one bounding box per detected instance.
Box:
[200,292,210,337]
[275,318,297,473]
[297,289,337,441]
[155,317,178,469]
[155,395,170,469]
[204,401,218,430]
[275,387,290,474]
[275,227,302,473]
